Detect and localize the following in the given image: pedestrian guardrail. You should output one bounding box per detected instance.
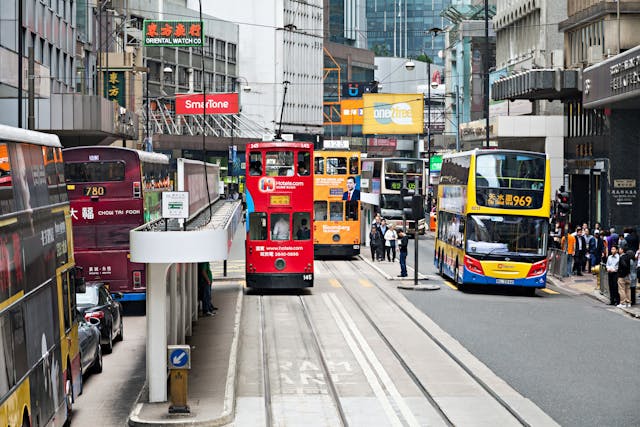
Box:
[547,248,568,278]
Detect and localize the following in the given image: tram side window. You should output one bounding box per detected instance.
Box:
[271,213,290,240]
[293,212,311,240]
[314,201,327,221]
[249,212,268,240]
[0,142,15,214]
[329,201,343,221]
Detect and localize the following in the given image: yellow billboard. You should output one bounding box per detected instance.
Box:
[363,93,424,135]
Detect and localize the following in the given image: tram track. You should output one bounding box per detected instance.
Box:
[322,259,532,427]
[258,294,348,427]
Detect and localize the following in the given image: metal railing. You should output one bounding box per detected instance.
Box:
[548,248,568,279]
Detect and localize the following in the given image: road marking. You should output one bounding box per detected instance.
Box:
[444,280,458,290]
[541,288,559,295]
[328,293,421,427]
[322,294,403,427]
[329,279,341,288]
[359,278,373,288]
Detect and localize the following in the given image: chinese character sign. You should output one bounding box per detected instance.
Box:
[103,71,126,106]
[143,20,203,47]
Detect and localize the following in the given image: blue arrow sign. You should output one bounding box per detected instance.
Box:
[170,348,189,368]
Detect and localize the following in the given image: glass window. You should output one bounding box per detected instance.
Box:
[346,199,358,221]
[271,213,290,240]
[297,152,310,176]
[293,212,311,240]
[329,201,343,221]
[265,151,293,176]
[248,152,262,176]
[349,156,359,174]
[0,142,15,214]
[64,161,125,182]
[465,215,548,256]
[249,212,267,240]
[326,157,347,175]
[314,201,327,221]
[314,157,324,175]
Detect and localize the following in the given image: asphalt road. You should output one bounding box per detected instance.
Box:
[406,236,640,426]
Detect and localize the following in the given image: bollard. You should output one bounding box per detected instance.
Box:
[168,345,191,414]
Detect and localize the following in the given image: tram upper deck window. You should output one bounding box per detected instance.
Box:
[297,152,310,176]
[314,157,324,175]
[326,157,347,175]
[249,212,267,240]
[265,151,293,176]
[248,152,262,176]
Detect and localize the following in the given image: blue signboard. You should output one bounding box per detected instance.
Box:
[169,347,190,369]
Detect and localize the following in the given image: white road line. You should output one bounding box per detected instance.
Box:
[329,293,421,427]
[322,293,403,427]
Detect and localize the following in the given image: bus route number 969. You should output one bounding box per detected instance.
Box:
[303,274,313,281]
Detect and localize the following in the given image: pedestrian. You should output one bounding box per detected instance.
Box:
[626,228,639,252]
[573,227,586,276]
[605,246,620,306]
[561,226,576,277]
[591,230,605,267]
[397,228,409,277]
[384,224,397,262]
[378,219,388,260]
[198,261,216,316]
[617,242,634,308]
[583,228,594,272]
[607,227,619,250]
[369,224,383,262]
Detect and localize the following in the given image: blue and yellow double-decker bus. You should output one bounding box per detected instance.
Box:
[434,149,551,292]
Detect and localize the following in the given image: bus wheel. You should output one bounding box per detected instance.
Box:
[454,263,464,291]
[438,252,444,276]
[64,366,73,424]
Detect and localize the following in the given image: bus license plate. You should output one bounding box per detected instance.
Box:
[496,279,514,284]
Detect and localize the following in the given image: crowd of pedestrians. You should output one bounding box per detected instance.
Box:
[368,213,410,277]
[554,223,639,307]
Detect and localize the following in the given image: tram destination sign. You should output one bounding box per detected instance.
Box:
[143,20,203,47]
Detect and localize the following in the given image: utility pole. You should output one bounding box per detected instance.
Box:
[484,0,490,148]
[18,0,23,128]
[413,176,420,287]
[28,47,35,130]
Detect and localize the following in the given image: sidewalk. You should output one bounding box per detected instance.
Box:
[546,271,640,319]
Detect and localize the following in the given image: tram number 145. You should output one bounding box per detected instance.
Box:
[303,274,313,281]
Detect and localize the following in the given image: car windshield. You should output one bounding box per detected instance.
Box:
[76,286,99,305]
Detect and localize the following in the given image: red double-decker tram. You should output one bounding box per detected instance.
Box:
[245,142,314,289]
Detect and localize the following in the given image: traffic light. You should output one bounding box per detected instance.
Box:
[556,189,571,219]
[401,187,415,219]
[411,195,425,220]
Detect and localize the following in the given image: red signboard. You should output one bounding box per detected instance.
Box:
[175,93,239,115]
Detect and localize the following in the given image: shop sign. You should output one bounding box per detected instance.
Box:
[143,20,203,47]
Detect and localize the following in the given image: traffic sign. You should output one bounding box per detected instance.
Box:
[168,345,191,369]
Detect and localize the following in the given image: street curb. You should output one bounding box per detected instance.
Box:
[358,255,429,281]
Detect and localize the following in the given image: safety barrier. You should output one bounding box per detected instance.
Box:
[547,248,568,278]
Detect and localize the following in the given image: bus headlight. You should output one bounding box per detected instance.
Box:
[274,258,286,271]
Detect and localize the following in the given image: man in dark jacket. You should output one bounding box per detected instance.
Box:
[617,243,635,308]
[573,227,587,276]
[397,228,409,277]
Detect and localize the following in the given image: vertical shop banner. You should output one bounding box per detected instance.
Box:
[363,93,424,135]
[340,99,364,125]
[143,20,203,47]
[103,71,126,106]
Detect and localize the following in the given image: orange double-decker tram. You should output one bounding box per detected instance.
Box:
[313,150,361,258]
[245,142,314,289]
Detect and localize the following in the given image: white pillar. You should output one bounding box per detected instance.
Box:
[146,263,170,403]
[169,264,178,345]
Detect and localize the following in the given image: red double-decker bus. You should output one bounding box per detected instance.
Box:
[63,146,171,302]
[245,141,314,289]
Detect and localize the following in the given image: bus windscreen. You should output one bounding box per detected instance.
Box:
[65,161,126,182]
[465,215,548,257]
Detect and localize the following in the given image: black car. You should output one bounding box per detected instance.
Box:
[78,312,103,377]
[76,283,124,353]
